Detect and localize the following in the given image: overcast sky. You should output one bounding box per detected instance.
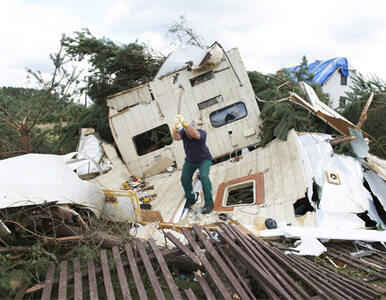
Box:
[1,0,386,88]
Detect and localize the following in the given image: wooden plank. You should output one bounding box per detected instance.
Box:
[148,238,182,300]
[41,264,55,300]
[124,243,148,300]
[73,258,82,300]
[112,247,131,300]
[230,225,306,299]
[58,260,67,300]
[100,249,116,300]
[87,260,99,300]
[204,228,256,300]
[165,232,201,265]
[135,240,166,300]
[184,288,198,300]
[194,271,215,300]
[192,224,250,299]
[181,228,231,300]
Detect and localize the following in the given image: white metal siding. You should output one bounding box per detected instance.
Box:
[108,48,261,177]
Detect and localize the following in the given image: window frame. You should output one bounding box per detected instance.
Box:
[222,180,256,207]
[209,101,248,128]
[340,73,348,86]
[132,124,173,156]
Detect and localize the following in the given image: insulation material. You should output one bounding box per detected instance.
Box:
[155,45,208,78]
[132,223,188,247]
[259,225,386,243]
[364,169,386,223]
[348,127,369,158]
[365,154,386,180]
[75,129,105,176]
[101,190,141,223]
[315,210,365,229]
[298,134,369,213]
[0,153,105,217]
[296,134,315,201]
[298,133,385,228]
[287,236,327,256]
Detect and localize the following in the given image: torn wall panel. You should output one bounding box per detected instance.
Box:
[291,82,365,137]
[298,133,385,228]
[364,169,386,224]
[0,153,105,217]
[106,83,153,111]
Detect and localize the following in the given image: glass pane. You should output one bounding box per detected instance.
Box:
[133,124,173,156]
[210,102,247,128]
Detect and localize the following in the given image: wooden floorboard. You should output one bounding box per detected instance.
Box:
[136,240,166,300]
[87,260,99,300]
[73,258,82,300]
[124,243,148,300]
[41,264,55,300]
[100,249,116,300]
[112,246,131,300]
[58,260,67,300]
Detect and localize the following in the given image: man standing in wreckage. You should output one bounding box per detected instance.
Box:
[171,115,214,214]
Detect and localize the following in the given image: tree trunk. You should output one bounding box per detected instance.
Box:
[19,117,30,153]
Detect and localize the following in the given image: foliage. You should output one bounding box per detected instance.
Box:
[0,86,87,157]
[60,28,163,143]
[248,57,331,146]
[290,55,315,83]
[0,39,82,159]
[249,57,385,158]
[342,74,386,158]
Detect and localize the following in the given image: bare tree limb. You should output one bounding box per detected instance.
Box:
[30,132,50,152]
[28,45,64,131]
[0,138,19,150]
[0,105,19,126]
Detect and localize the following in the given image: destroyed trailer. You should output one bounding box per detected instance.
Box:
[0,42,385,298]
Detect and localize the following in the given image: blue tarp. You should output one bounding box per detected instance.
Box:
[286,57,349,86]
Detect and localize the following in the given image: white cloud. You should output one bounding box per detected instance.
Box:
[1,0,386,87]
[0,0,85,86]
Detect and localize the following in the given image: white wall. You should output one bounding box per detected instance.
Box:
[322,69,357,109]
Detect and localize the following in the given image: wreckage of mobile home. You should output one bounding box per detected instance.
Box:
[1,43,385,240]
[100,42,316,228]
[91,43,386,236]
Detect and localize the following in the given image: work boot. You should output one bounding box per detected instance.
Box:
[202,204,213,214]
[184,192,199,210]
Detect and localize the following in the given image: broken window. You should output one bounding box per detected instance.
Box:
[340,73,347,85]
[133,124,173,156]
[198,95,222,110]
[190,71,215,87]
[210,102,247,128]
[224,181,255,207]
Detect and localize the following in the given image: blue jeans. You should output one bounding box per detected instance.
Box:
[181,160,213,205]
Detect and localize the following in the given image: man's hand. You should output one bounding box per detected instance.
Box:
[175,114,189,128]
[172,116,183,140]
[172,120,182,133]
